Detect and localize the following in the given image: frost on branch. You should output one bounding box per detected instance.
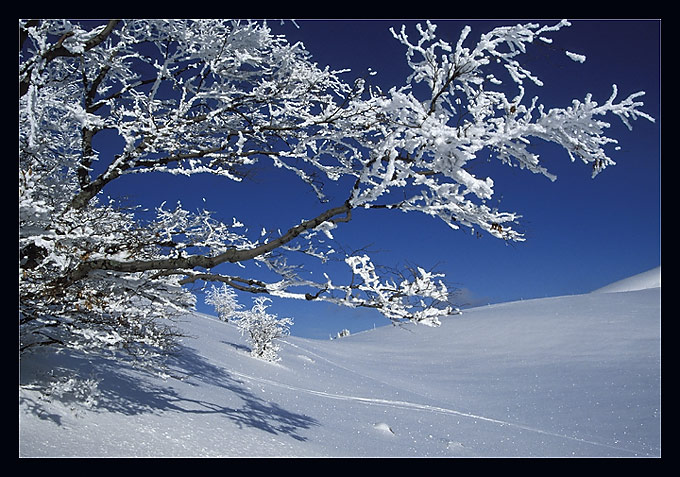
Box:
[342,255,455,327]
[20,19,653,373]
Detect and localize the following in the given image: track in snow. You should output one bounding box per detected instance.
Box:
[183,316,650,456]
[226,340,648,456]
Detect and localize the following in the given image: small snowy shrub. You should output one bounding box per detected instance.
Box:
[234,297,293,363]
[331,329,351,340]
[205,286,293,362]
[205,283,243,322]
[40,369,101,409]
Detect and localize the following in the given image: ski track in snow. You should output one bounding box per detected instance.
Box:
[222,338,648,456]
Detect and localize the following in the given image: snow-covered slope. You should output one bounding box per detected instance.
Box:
[19,280,661,457]
[591,266,661,294]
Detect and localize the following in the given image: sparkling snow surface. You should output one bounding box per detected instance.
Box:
[20,269,660,457]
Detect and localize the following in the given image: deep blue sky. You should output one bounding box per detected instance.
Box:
[100,20,660,339]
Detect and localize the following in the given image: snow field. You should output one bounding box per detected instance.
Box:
[20,269,660,457]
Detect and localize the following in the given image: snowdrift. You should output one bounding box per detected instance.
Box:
[20,274,661,457]
[591,266,661,294]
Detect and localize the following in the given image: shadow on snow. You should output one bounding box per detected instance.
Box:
[20,341,318,443]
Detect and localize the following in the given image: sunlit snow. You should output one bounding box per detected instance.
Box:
[19,267,660,457]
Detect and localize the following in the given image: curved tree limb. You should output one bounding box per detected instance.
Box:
[58,201,353,287]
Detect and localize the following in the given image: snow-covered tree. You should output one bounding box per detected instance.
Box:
[20,19,653,364]
[205,283,242,322]
[204,285,290,361]
[230,297,293,362]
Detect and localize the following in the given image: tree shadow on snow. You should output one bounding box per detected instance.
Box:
[20,344,318,443]
[221,341,250,353]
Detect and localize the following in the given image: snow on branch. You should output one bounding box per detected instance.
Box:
[361,19,654,238]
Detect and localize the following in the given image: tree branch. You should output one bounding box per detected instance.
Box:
[20,20,120,97]
[59,201,353,286]
[177,273,270,292]
[69,141,237,210]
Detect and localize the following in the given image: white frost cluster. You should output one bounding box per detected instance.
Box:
[343,255,453,326]
[565,51,587,63]
[205,284,243,322]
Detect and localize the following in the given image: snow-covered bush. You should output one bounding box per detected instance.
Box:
[205,286,292,362]
[205,284,243,322]
[331,329,351,340]
[19,19,653,370]
[233,298,293,362]
[30,369,102,411]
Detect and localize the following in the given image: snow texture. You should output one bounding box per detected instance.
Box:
[19,270,660,457]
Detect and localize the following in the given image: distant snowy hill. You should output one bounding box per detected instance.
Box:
[19,270,661,457]
[591,266,661,294]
